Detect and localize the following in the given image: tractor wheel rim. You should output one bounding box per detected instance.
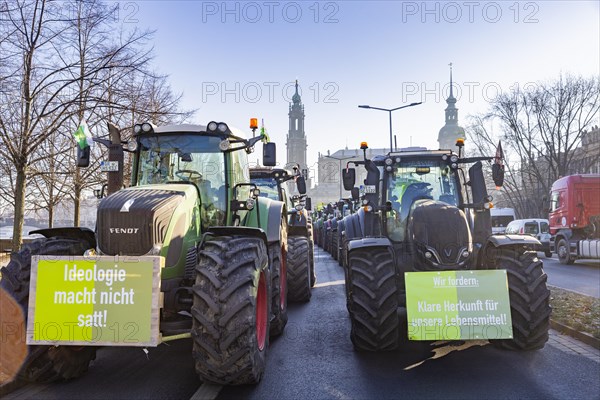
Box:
[256,270,267,351]
[280,245,287,310]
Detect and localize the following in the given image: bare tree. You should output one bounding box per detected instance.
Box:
[467,75,600,217]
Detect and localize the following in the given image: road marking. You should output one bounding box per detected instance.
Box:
[190,383,222,400]
[314,280,345,288]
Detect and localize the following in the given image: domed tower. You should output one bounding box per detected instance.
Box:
[438,63,465,150]
[286,80,310,185]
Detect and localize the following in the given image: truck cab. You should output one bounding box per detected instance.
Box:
[548,174,600,264]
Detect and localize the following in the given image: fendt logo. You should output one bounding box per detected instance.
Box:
[109,228,140,234]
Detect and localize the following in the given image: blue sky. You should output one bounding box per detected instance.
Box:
[126,1,599,174]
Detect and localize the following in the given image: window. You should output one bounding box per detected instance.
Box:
[524,222,539,235]
[550,191,561,212]
[136,134,226,227]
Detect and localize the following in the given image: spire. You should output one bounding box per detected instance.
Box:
[292,79,301,104]
[449,62,454,99]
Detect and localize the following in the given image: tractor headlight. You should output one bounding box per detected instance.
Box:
[451,163,458,169]
[126,139,138,152]
[217,123,228,133]
[385,158,393,166]
[207,121,218,131]
[450,155,458,163]
[219,139,230,151]
[295,204,304,211]
[141,122,153,133]
[133,124,142,134]
[245,198,255,210]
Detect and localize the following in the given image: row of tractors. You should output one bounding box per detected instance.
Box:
[1,120,552,388]
[0,120,314,386]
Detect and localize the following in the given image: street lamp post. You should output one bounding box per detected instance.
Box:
[325,154,355,199]
[358,102,423,151]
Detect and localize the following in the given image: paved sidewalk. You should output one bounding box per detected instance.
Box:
[549,329,600,363]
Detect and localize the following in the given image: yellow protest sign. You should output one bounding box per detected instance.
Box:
[405,270,513,341]
[27,256,162,346]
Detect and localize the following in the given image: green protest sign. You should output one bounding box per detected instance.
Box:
[405,270,513,341]
[27,256,161,346]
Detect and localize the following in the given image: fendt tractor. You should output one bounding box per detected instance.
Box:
[547,174,600,264]
[250,167,315,301]
[0,120,289,385]
[340,141,551,351]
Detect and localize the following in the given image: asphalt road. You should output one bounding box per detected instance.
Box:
[540,254,600,298]
[3,247,600,400]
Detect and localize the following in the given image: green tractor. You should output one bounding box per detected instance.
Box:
[250,167,315,302]
[341,141,551,352]
[0,120,288,385]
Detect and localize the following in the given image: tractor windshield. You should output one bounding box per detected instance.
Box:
[135,134,226,225]
[386,162,459,241]
[251,177,280,201]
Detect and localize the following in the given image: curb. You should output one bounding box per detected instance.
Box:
[0,379,27,397]
[550,319,600,350]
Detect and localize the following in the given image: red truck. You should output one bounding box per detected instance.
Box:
[548,174,600,264]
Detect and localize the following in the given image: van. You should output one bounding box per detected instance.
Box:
[505,219,552,257]
[490,207,516,234]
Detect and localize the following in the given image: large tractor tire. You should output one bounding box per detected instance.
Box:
[309,239,316,287]
[0,238,97,383]
[269,241,288,336]
[491,248,551,351]
[322,229,329,253]
[348,248,399,351]
[556,238,575,265]
[340,239,348,268]
[286,236,312,302]
[192,236,270,385]
[331,229,339,261]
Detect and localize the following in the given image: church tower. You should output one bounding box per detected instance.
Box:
[286,80,309,185]
[438,64,465,150]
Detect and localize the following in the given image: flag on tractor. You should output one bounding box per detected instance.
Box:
[260,119,270,143]
[73,120,93,149]
[492,140,504,189]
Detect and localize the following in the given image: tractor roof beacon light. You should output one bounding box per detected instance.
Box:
[456,137,465,157]
[360,142,368,150]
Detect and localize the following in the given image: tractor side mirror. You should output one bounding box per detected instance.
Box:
[342,168,355,191]
[263,142,276,166]
[77,146,90,167]
[469,161,488,204]
[296,175,307,194]
[492,163,504,188]
[305,197,312,211]
[351,187,359,201]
